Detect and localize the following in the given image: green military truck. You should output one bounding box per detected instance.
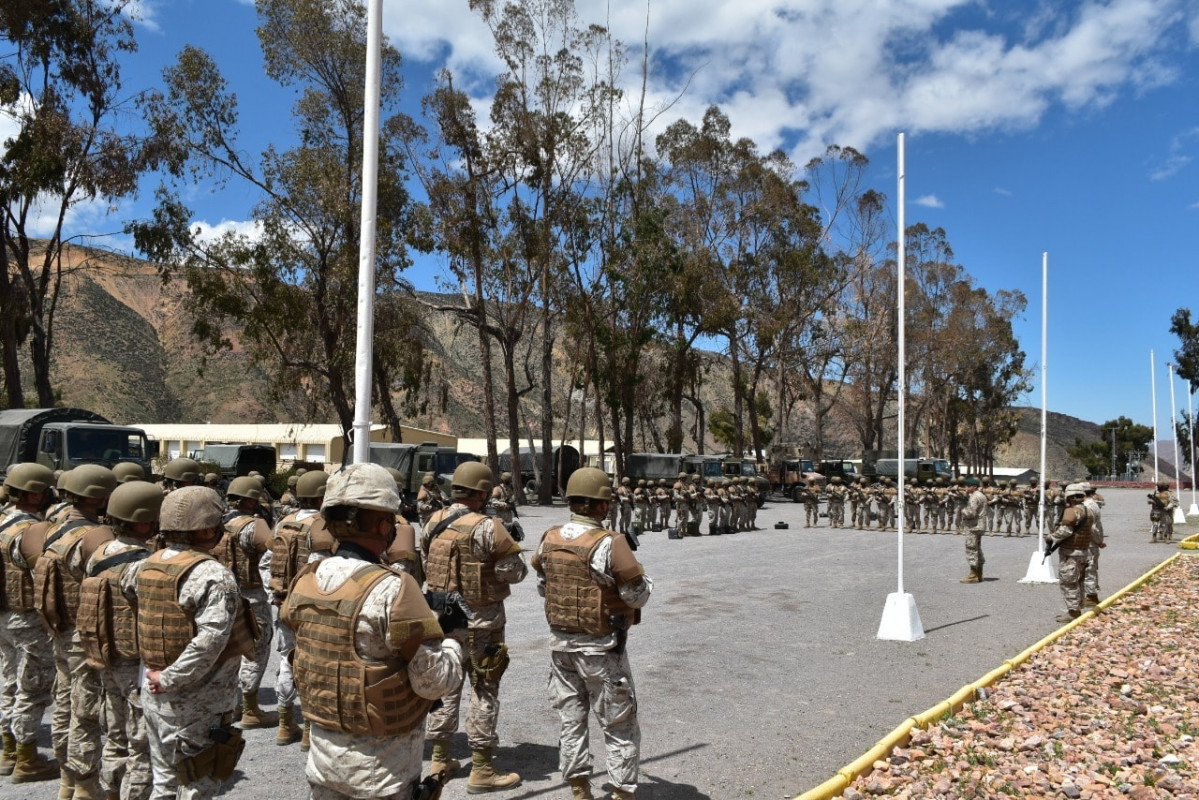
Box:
[0,407,154,478]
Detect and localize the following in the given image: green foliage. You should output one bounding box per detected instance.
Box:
[1066,416,1153,477]
[1171,308,1199,392]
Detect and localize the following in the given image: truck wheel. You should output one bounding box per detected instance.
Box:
[791,485,803,503]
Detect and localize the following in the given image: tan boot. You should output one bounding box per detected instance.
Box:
[569,776,594,799]
[300,721,311,753]
[959,568,981,583]
[611,789,636,800]
[1084,594,1099,607]
[56,770,75,799]
[429,739,460,777]
[0,730,15,776]
[72,774,102,800]
[10,742,58,784]
[276,704,301,746]
[239,691,275,730]
[466,749,521,794]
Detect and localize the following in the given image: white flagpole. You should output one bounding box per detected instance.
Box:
[351,0,384,465]
[878,133,923,642]
[1168,363,1187,524]
[1189,386,1198,516]
[1021,252,1056,583]
[1151,351,1159,483]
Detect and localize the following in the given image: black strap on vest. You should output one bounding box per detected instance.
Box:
[88,548,150,578]
[426,508,471,541]
[0,512,36,537]
[43,519,92,551]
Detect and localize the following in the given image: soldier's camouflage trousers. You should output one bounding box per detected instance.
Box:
[964,529,985,570]
[274,611,297,708]
[425,627,505,751]
[143,682,239,800]
[101,661,152,800]
[1084,544,1102,598]
[52,631,103,779]
[549,648,640,797]
[0,610,53,743]
[1057,548,1089,613]
[238,592,274,696]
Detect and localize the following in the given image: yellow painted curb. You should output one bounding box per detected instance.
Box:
[1179,532,1199,550]
[794,552,1181,800]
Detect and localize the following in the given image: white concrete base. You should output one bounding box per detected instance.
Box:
[1018,550,1059,584]
[1188,503,1199,517]
[1174,507,1187,525]
[877,592,925,641]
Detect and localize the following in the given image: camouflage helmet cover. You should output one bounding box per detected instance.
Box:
[323,463,400,514]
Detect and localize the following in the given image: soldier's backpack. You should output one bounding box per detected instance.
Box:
[77,548,149,669]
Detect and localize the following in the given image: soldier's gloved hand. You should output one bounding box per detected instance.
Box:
[425,591,474,633]
[508,520,525,542]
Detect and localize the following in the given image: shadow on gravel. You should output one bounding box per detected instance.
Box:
[922,614,989,633]
[501,740,563,786]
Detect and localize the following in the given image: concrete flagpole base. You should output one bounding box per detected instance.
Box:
[1187,503,1199,517]
[1173,507,1187,525]
[877,592,924,641]
[1018,550,1059,584]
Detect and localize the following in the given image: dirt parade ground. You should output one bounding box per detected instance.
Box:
[0,486,1192,800]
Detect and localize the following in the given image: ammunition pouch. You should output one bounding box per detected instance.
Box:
[176,724,244,785]
[470,639,509,683]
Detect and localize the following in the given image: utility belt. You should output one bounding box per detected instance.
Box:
[176,714,244,786]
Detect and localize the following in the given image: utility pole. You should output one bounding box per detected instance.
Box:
[1111,427,1117,479]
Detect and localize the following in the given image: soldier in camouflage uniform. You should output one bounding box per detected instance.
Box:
[532,468,651,800]
[489,472,517,529]
[631,480,649,535]
[948,478,968,534]
[615,479,633,536]
[283,463,464,800]
[687,475,704,536]
[269,470,335,749]
[1022,477,1040,535]
[826,477,846,528]
[1082,483,1105,607]
[416,472,448,529]
[81,481,161,800]
[671,474,688,534]
[217,477,276,731]
[136,486,255,800]
[422,463,526,793]
[959,481,987,584]
[797,482,819,527]
[1148,480,1177,542]
[981,477,997,532]
[1047,484,1092,623]
[26,464,117,800]
[903,477,920,531]
[0,464,59,785]
[876,478,897,531]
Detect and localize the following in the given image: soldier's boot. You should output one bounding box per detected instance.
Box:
[1055,609,1081,624]
[71,774,102,800]
[10,743,57,784]
[959,568,981,584]
[239,691,274,729]
[466,749,521,794]
[0,731,16,776]
[611,789,635,800]
[300,722,311,752]
[1084,594,1100,607]
[276,704,301,746]
[569,776,594,799]
[429,739,460,776]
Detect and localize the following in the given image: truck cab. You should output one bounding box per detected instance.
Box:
[36,422,152,474]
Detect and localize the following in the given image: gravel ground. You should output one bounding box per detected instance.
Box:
[0,487,1191,800]
[841,554,1199,800]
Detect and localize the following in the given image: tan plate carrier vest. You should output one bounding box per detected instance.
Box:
[1058,505,1093,552]
[534,526,643,636]
[217,513,262,590]
[34,520,99,633]
[424,511,512,607]
[78,547,148,669]
[283,562,440,736]
[0,513,38,611]
[270,514,336,597]
[136,550,258,671]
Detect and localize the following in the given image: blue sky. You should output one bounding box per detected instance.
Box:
[17,0,1199,431]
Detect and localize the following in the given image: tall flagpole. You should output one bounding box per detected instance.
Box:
[1168,363,1187,524]
[878,133,923,642]
[1151,352,1159,483]
[1189,386,1199,516]
[1021,252,1056,583]
[351,0,384,465]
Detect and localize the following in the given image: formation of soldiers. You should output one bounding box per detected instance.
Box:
[800,475,1069,535]
[608,474,760,537]
[0,456,649,800]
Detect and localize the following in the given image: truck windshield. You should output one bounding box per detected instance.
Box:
[704,462,722,478]
[67,429,147,462]
[741,462,757,477]
[435,452,458,475]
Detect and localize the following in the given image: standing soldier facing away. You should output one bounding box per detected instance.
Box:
[1082,483,1105,607]
[422,463,527,792]
[1148,480,1177,543]
[959,480,988,584]
[532,468,651,800]
[282,463,464,800]
[137,486,256,800]
[416,472,447,528]
[1047,484,1093,623]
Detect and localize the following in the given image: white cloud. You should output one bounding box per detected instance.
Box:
[120,0,161,32]
[388,0,1190,164]
[915,194,944,208]
[190,218,265,246]
[994,187,1014,196]
[1149,154,1192,180]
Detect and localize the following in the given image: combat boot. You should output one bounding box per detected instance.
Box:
[611,789,636,799]
[10,743,57,784]
[569,776,594,799]
[276,704,301,746]
[1055,610,1081,624]
[54,769,75,798]
[1084,594,1100,607]
[72,774,102,800]
[466,748,521,794]
[429,739,460,777]
[959,568,981,584]
[300,721,311,752]
[239,691,275,729]
[0,730,15,776]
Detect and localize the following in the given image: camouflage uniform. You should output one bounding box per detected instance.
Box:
[615,481,633,535]
[687,475,705,536]
[826,479,846,528]
[631,481,649,533]
[532,509,652,799]
[1048,487,1093,620]
[960,486,987,581]
[422,504,526,752]
[489,478,517,528]
[671,475,689,533]
[1148,484,1177,542]
[416,481,448,528]
[1083,489,1105,604]
[799,484,820,527]
[219,512,275,712]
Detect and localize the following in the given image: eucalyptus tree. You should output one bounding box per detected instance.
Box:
[132,0,424,436]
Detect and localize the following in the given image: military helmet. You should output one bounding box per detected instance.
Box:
[296,470,329,499]
[287,474,299,489]
[203,472,221,485]
[107,481,165,524]
[678,472,686,480]
[296,468,308,477]
[3,463,55,495]
[163,457,202,484]
[1029,476,1038,485]
[248,471,262,479]
[500,471,512,482]
[56,470,71,490]
[1157,480,1168,490]
[565,467,613,501]
[323,463,400,514]
[384,468,405,487]
[161,486,224,531]
[451,462,494,494]
[621,477,630,486]
[62,465,118,500]
[422,472,436,485]
[1064,482,1086,498]
[691,474,701,482]
[226,476,264,501]
[637,479,646,487]
[111,462,146,484]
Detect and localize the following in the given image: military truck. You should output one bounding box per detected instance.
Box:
[626,453,684,484]
[497,444,580,497]
[719,457,770,506]
[868,457,952,485]
[369,441,477,513]
[191,443,278,478]
[0,408,153,478]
